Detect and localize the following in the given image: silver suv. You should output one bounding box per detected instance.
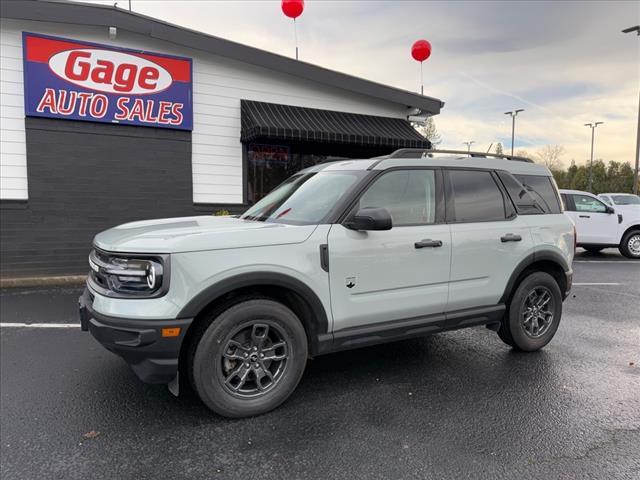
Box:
[79,149,575,417]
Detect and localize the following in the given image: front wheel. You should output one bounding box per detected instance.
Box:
[498,272,562,351]
[190,299,308,418]
[619,230,640,259]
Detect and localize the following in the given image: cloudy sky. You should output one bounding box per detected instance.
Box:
[83,0,638,166]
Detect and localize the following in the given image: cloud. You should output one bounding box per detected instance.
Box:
[77,0,639,166]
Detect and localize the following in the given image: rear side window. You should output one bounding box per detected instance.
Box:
[448,170,507,222]
[513,175,562,213]
[496,171,543,215]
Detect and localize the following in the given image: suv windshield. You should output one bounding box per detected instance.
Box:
[611,194,640,205]
[241,171,363,225]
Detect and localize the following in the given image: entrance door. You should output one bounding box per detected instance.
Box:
[327,169,451,331]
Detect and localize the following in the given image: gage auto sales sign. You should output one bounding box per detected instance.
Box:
[22,33,193,130]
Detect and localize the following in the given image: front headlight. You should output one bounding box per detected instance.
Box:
[88,249,169,298]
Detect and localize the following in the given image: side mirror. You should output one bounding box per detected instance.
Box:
[605,206,615,214]
[344,207,392,231]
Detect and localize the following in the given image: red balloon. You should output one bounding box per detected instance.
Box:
[411,39,432,62]
[282,0,304,19]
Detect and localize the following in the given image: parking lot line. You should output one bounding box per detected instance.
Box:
[574,260,639,264]
[0,323,80,328]
[572,282,622,286]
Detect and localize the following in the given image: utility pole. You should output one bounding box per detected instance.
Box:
[504,109,524,156]
[585,122,604,192]
[463,141,475,156]
[622,25,640,194]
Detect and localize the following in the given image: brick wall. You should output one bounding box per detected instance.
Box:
[0,118,244,278]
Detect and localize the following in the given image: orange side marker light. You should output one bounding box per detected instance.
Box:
[162,327,181,337]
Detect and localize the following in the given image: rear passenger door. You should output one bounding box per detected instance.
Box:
[446,169,534,311]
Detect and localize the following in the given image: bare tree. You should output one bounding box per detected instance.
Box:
[515,149,532,159]
[535,145,565,170]
[495,142,504,155]
[413,117,442,148]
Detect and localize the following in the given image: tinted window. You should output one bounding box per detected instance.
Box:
[560,193,570,210]
[513,175,562,213]
[359,170,437,226]
[449,170,506,222]
[572,194,608,213]
[496,171,543,215]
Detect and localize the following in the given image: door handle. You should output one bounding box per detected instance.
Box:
[579,215,591,218]
[500,234,522,243]
[414,239,443,249]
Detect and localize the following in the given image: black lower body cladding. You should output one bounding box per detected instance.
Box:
[79,288,193,383]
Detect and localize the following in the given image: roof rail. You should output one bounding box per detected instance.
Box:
[387,148,534,163]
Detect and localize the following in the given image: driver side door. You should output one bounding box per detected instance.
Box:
[569,193,618,244]
[327,168,451,332]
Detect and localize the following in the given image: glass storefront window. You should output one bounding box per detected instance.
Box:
[247,143,356,204]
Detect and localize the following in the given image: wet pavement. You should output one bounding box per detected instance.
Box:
[1,249,639,479]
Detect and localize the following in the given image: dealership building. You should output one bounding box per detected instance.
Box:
[0,0,443,280]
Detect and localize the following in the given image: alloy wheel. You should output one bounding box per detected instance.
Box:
[219,322,289,397]
[521,287,555,338]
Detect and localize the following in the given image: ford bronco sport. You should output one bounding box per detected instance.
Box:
[79,149,575,418]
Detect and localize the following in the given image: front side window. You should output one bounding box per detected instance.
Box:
[242,171,363,225]
[449,170,507,222]
[358,170,437,226]
[572,194,608,213]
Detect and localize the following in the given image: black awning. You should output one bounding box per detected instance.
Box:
[240,100,431,149]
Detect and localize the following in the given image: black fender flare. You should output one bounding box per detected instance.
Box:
[176,271,329,350]
[500,250,571,304]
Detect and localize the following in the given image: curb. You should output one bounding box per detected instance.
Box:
[0,275,87,289]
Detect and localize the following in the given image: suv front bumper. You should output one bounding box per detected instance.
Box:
[79,288,192,384]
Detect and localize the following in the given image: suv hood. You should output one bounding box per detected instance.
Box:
[614,204,640,219]
[93,216,318,253]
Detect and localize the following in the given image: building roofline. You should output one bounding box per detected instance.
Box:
[1,0,444,115]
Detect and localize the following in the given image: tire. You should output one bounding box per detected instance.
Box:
[583,247,603,254]
[498,272,562,352]
[619,230,640,259]
[190,299,308,418]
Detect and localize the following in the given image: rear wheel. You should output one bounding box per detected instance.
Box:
[619,230,640,259]
[190,299,308,418]
[498,272,562,351]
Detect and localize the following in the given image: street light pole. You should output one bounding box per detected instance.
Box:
[504,109,524,156]
[585,122,604,192]
[463,141,475,156]
[622,25,640,194]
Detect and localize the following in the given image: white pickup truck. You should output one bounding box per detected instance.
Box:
[559,189,640,259]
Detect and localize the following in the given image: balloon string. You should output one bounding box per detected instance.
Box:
[294,18,298,60]
[420,61,424,95]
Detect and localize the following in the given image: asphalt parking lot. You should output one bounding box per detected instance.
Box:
[1,249,639,480]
